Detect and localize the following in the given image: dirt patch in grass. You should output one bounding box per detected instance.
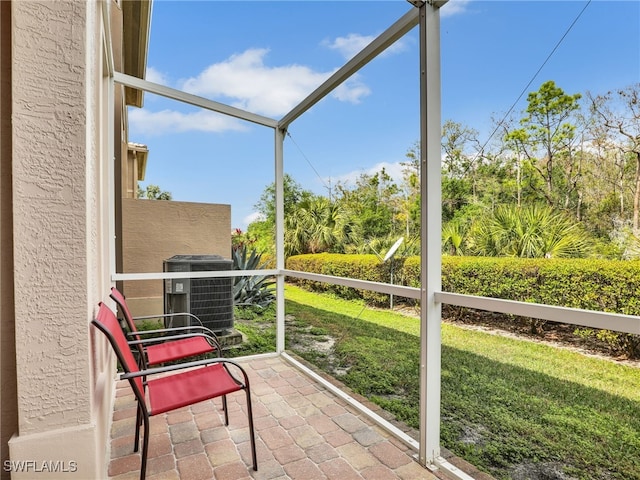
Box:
[509,462,580,480]
[283,301,640,389]
[285,314,335,354]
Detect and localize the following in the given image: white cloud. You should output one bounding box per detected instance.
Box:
[440,0,472,18]
[242,211,264,227]
[128,108,247,136]
[145,66,169,85]
[333,75,372,104]
[323,33,408,60]
[325,33,376,60]
[179,48,370,117]
[138,43,379,135]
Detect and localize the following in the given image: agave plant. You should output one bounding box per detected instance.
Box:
[232,245,276,308]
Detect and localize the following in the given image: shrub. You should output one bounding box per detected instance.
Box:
[286,254,640,357]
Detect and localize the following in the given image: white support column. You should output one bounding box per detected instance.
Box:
[107,71,116,283]
[418,0,443,467]
[275,127,286,353]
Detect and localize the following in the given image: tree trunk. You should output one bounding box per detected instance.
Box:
[576,190,582,221]
[634,152,640,233]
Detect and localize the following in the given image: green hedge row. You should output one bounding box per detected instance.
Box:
[286,253,392,304]
[286,254,640,356]
[288,254,640,314]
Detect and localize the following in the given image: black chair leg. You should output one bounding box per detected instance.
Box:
[134,402,142,452]
[139,413,150,480]
[245,388,258,471]
[222,394,229,426]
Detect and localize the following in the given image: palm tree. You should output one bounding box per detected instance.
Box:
[284,197,357,256]
[469,204,591,258]
[442,221,467,256]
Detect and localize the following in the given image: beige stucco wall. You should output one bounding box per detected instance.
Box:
[6,1,115,478]
[121,198,232,317]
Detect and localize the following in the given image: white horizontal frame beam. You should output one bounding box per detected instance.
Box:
[111,267,640,336]
[114,71,279,128]
[437,292,640,335]
[278,7,420,129]
[112,269,278,282]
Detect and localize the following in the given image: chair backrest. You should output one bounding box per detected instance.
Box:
[92,302,145,402]
[110,287,139,336]
[109,287,148,366]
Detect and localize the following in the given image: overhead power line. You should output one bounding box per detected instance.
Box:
[285,131,332,194]
[475,0,592,157]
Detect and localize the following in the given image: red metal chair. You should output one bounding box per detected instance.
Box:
[93,302,257,480]
[110,286,221,367]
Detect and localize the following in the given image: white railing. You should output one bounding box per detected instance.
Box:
[284,269,640,336]
[114,267,640,337]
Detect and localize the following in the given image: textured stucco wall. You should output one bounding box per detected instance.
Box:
[8,1,106,477]
[12,0,91,434]
[121,198,232,316]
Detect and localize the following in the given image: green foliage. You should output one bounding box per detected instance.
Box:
[242,82,639,262]
[255,173,312,224]
[137,184,172,200]
[136,318,164,332]
[335,168,400,240]
[442,220,468,256]
[442,177,473,222]
[468,203,592,258]
[441,256,640,355]
[249,173,313,256]
[231,227,253,252]
[232,244,276,309]
[292,253,640,316]
[505,80,582,209]
[245,220,275,256]
[227,303,276,357]
[440,256,639,311]
[284,197,357,255]
[287,253,392,306]
[609,218,640,259]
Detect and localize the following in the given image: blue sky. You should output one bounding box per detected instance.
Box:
[129,0,640,230]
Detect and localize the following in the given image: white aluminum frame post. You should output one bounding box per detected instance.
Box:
[419,0,443,469]
[275,126,286,353]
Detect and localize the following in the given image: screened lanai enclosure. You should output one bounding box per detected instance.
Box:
[110,1,640,479]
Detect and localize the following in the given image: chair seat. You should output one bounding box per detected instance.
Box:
[146,337,215,365]
[148,364,243,415]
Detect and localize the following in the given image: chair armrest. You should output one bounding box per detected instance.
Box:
[127,325,217,338]
[127,332,222,352]
[133,312,204,328]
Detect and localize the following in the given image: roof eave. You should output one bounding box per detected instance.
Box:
[122,0,152,108]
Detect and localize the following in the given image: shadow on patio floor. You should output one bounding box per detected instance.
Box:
[108,354,492,480]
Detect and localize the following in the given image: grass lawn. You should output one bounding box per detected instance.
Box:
[245,285,640,480]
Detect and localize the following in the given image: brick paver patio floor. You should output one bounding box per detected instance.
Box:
[108,354,489,480]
